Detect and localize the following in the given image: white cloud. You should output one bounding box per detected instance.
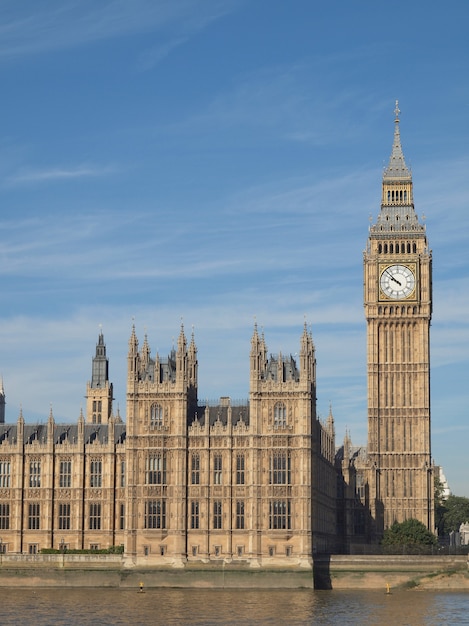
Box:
[5,164,116,185]
[0,0,238,60]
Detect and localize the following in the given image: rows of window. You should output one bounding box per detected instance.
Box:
[188,499,291,531]
[378,242,417,254]
[0,498,292,533]
[190,452,290,486]
[1,451,292,492]
[386,189,408,203]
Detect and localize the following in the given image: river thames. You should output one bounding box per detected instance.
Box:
[1,587,469,625]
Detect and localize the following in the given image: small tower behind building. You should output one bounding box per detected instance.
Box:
[86,331,113,424]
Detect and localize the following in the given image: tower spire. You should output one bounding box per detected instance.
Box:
[383,100,411,181]
[371,101,425,236]
[86,330,113,424]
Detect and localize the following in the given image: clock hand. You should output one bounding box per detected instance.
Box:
[385,270,402,286]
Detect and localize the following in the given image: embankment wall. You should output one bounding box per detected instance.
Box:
[0,555,468,590]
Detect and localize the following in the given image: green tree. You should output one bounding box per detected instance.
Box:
[382,518,437,546]
[434,473,447,536]
[440,495,469,535]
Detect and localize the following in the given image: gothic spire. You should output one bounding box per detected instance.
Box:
[383,100,411,181]
[128,324,138,354]
[371,101,424,235]
[91,330,109,389]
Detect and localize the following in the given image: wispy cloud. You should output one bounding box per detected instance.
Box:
[0,0,238,60]
[5,163,116,185]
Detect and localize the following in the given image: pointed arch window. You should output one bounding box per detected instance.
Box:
[59,459,72,488]
[213,501,222,529]
[29,460,41,488]
[191,453,200,484]
[236,454,245,485]
[270,452,291,485]
[0,460,11,488]
[150,404,163,428]
[145,453,166,485]
[274,402,287,428]
[269,500,291,530]
[90,458,102,488]
[213,454,222,485]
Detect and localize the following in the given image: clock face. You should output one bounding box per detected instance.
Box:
[380,264,416,300]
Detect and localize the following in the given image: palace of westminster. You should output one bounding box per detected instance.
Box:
[0,105,434,567]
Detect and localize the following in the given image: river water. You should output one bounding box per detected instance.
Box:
[1,588,468,625]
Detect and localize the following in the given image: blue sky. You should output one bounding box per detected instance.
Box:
[1,1,468,496]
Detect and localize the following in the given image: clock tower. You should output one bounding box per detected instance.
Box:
[364,102,433,536]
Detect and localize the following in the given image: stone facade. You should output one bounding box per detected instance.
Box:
[0,105,435,560]
[0,324,337,566]
[339,102,434,545]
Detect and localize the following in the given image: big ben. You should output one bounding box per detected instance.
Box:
[364,102,433,536]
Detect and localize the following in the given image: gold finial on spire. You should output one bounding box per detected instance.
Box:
[394,100,400,121]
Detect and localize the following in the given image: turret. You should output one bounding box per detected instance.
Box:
[128,324,139,382]
[188,327,198,389]
[0,376,5,423]
[47,405,55,444]
[175,323,189,391]
[140,333,150,373]
[86,331,113,424]
[250,322,267,381]
[299,321,315,383]
[326,404,335,438]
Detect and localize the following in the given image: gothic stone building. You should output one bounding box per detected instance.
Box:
[0,104,434,562]
[0,323,337,566]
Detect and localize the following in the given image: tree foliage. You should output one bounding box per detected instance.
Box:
[382,518,437,546]
[434,474,447,535]
[438,495,469,535]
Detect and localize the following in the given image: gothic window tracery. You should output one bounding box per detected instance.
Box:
[145,453,166,485]
[191,453,200,484]
[150,403,163,428]
[273,402,286,428]
[90,459,102,488]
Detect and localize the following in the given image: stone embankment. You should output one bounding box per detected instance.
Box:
[0,554,468,590]
[313,554,469,590]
